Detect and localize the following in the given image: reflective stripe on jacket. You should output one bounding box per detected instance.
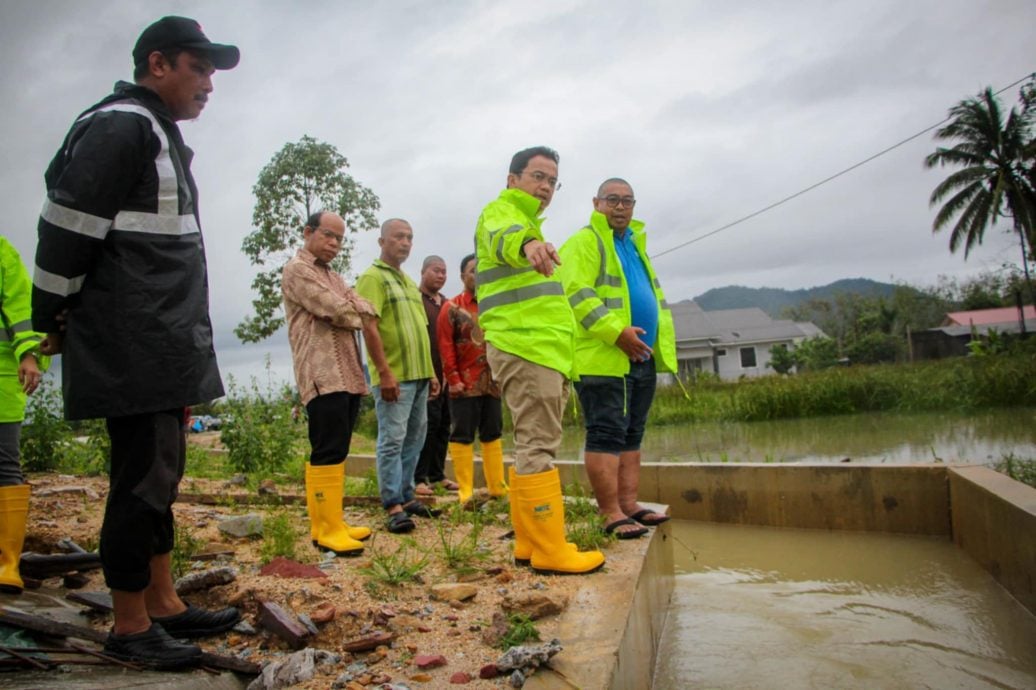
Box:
[1,237,48,422]
[474,189,574,376]
[558,212,677,377]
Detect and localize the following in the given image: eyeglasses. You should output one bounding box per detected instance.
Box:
[600,195,636,208]
[317,227,345,244]
[522,170,561,190]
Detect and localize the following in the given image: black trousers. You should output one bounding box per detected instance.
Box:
[101,409,185,592]
[306,392,362,465]
[448,395,503,445]
[415,392,450,484]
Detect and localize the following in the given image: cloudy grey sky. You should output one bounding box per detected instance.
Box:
[2,1,1033,387]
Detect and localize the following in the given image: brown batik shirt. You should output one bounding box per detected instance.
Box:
[283,248,377,406]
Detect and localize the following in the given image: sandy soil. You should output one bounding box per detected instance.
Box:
[20,437,592,689]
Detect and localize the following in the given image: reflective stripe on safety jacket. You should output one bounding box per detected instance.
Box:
[474,188,574,376]
[557,211,677,377]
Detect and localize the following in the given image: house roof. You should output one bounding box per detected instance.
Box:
[670,299,823,345]
[943,306,1036,327]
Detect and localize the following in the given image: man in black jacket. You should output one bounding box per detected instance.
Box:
[33,17,240,670]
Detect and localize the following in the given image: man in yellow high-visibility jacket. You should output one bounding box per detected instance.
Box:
[558,178,677,539]
[474,146,604,576]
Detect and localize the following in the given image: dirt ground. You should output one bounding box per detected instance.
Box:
[19,434,592,689]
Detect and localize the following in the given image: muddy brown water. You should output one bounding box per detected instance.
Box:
[653,521,1036,689]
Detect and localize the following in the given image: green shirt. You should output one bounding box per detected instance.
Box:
[355,259,434,385]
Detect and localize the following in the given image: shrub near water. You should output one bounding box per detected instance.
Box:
[645,352,1036,424]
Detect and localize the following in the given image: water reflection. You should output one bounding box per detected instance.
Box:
[558,408,1036,463]
[654,522,1036,689]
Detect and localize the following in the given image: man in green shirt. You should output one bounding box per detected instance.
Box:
[356,219,440,533]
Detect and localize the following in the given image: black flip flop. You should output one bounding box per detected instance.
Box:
[604,518,648,540]
[628,509,670,526]
[386,512,415,533]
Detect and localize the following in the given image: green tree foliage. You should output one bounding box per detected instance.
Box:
[767,344,795,374]
[236,136,381,342]
[219,364,304,475]
[925,82,1036,301]
[789,336,840,371]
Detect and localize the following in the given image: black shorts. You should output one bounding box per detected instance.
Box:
[574,359,657,453]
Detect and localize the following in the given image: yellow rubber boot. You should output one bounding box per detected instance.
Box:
[481,439,508,497]
[0,484,30,593]
[307,463,370,542]
[307,463,364,557]
[509,467,531,566]
[449,442,475,505]
[512,468,605,575]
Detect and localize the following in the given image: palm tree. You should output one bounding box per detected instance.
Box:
[925,86,1036,303]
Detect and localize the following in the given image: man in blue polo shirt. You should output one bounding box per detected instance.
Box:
[558,178,677,538]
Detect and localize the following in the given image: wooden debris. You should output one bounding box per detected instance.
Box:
[340,631,395,653]
[19,552,101,579]
[66,590,113,612]
[257,600,311,650]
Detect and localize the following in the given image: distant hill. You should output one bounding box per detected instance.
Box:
[693,278,898,318]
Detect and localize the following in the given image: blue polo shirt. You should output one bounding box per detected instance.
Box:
[614,229,658,349]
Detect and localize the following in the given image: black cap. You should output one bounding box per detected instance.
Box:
[133,16,239,70]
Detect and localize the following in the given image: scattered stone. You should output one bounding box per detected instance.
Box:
[257,600,312,649]
[496,639,563,686]
[405,643,419,653]
[259,557,328,579]
[501,592,567,620]
[310,602,337,624]
[450,671,472,684]
[414,654,447,670]
[297,613,319,636]
[257,479,278,495]
[175,565,238,594]
[481,612,509,647]
[444,614,459,622]
[225,474,248,487]
[448,600,465,610]
[479,663,500,679]
[247,648,338,690]
[484,566,505,576]
[233,620,257,635]
[430,583,478,602]
[417,626,431,633]
[218,513,264,538]
[495,571,513,584]
[409,673,432,682]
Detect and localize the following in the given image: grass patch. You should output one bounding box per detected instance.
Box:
[259,507,303,564]
[171,525,203,580]
[500,613,541,649]
[435,513,489,575]
[562,482,613,551]
[992,453,1036,488]
[360,536,429,592]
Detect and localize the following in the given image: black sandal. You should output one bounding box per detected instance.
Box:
[386,512,415,533]
[404,501,442,518]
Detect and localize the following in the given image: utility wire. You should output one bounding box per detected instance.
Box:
[650,72,1036,260]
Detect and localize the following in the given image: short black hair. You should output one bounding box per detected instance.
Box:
[509,146,559,175]
[597,177,633,197]
[305,211,326,229]
[460,253,476,274]
[133,47,184,81]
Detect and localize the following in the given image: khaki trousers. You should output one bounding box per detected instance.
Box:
[487,343,569,475]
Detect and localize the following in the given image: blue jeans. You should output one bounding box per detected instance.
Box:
[373,380,429,509]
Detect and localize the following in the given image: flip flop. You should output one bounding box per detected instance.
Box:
[628,509,670,527]
[386,512,415,534]
[404,501,442,518]
[604,518,648,540]
[439,479,460,490]
[414,483,435,497]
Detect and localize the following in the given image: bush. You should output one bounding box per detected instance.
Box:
[219,368,304,477]
[20,377,72,472]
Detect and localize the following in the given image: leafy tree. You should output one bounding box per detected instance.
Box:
[768,343,796,374]
[791,336,840,371]
[845,332,901,364]
[236,136,381,342]
[925,84,1036,303]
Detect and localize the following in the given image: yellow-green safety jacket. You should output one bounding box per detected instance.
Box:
[1,237,48,423]
[474,188,575,377]
[558,212,676,377]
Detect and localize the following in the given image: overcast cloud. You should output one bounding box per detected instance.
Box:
[2,1,1033,387]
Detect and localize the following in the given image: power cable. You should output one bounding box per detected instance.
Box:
[650,72,1036,260]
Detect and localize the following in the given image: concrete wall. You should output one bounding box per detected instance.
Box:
[948,466,1036,616]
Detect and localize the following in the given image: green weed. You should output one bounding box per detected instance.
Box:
[562,483,613,551]
[500,613,541,650]
[259,508,302,564]
[360,536,429,588]
[171,526,203,580]
[435,515,489,574]
[993,453,1036,488]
